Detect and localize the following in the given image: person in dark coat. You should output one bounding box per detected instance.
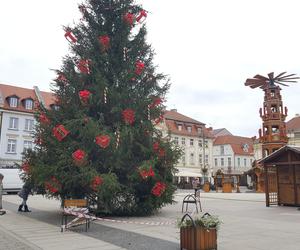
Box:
[18,182,33,212]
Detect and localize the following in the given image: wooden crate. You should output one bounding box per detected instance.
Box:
[203,183,210,192]
[222,183,232,193]
[180,226,217,250]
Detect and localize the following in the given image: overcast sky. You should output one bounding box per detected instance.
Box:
[1,0,300,137]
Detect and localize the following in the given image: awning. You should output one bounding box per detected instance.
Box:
[175,170,202,177]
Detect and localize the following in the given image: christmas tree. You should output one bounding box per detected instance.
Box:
[23,0,180,216]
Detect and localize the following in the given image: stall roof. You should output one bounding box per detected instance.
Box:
[258,145,300,164]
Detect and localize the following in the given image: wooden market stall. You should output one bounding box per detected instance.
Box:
[213,169,243,193]
[259,145,300,207]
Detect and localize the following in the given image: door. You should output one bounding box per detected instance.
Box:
[295,166,300,206]
[266,166,278,206]
[278,166,295,205]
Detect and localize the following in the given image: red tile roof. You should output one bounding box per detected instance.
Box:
[163,110,214,138]
[0,83,55,113]
[40,91,57,110]
[164,110,205,125]
[0,83,37,113]
[286,116,300,131]
[214,135,254,156]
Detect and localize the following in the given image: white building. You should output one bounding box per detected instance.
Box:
[287,114,300,146]
[158,109,214,183]
[213,135,255,177]
[0,83,54,168]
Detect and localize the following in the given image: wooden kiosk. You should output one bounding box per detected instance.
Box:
[213,169,242,193]
[259,145,300,207]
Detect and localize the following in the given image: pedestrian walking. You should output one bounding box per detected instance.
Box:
[0,173,6,215]
[18,181,33,212]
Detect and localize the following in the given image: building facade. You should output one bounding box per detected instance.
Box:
[158,109,214,182]
[287,114,300,146]
[0,84,54,168]
[213,135,255,174]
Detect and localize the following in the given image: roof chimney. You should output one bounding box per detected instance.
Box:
[295,113,300,117]
[170,109,177,112]
[33,86,45,107]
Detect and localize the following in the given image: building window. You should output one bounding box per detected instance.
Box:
[221,158,224,166]
[220,145,224,155]
[244,158,247,167]
[205,154,208,164]
[187,126,192,133]
[294,132,300,139]
[199,154,202,164]
[197,127,202,134]
[7,139,17,153]
[25,99,33,110]
[178,125,182,131]
[174,137,178,145]
[23,140,33,151]
[25,119,34,131]
[9,97,18,107]
[214,158,218,166]
[190,139,194,146]
[198,139,202,147]
[228,157,231,167]
[250,159,253,165]
[9,117,19,129]
[237,158,241,167]
[205,140,208,148]
[190,153,194,165]
[181,138,185,145]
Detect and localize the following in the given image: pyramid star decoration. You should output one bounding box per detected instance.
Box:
[245,72,299,89]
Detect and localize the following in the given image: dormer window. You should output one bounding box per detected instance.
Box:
[9,97,18,107]
[187,126,192,133]
[24,99,33,110]
[242,143,249,152]
[178,125,182,131]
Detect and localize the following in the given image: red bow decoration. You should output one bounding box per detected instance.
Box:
[34,137,43,146]
[153,142,165,158]
[151,182,166,197]
[91,176,103,191]
[154,114,164,125]
[95,135,110,148]
[57,73,68,84]
[52,125,70,142]
[122,108,135,125]
[21,162,30,173]
[139,166,155,179]
[64,30,77,43]
[72,149,86,162]
[39,113,50,125]
[135,61,145,75]
[136,10,147,23]
[99,35,110,51]
[45,176,61,194]
[77,59,91,74]
[79,90,91,104]
[158,148,165,158]
[124,12,135,25]
[150,97,163,109]
[153,142,160,152]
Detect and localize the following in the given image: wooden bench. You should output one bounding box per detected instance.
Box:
[61,199,91,232]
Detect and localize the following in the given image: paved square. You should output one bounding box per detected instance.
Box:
[1,190,300,250]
